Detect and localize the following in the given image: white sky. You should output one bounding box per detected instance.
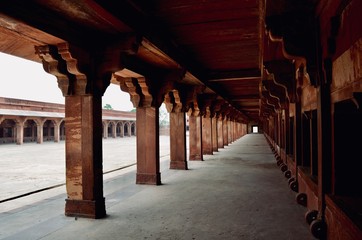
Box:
[0,52,134,111]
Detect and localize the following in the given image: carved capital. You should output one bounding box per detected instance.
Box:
[164,90,183,113]
[114,69,155,108]
[56,43,88,95]
[15,116,26,126]
[185,86,205,117]
[33,118,47,127]
[35,44,71,96]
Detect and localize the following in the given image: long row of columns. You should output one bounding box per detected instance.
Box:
[35,42,248,219]
[0,118,64,144]
[102,120,135,138]
[0,118,136,144]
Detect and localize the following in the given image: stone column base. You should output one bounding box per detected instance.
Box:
[189,154,204,161]
[65,198,106,219]
[170,161,188,170]
[136,173,161,185]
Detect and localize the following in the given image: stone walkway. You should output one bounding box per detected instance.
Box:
[0,136,170,204]
[0,134,316,240]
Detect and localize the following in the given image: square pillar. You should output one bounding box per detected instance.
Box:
[217,116,224,148]
[64,95,106,219]
[16,122,24,145]
[212,116,218,152]
[103,121,108,139]
[189,115,203,160]
[169,112,188,169]
[202,115,213,155]
[223,117,228,146]
[136,107,161,185]
[112,123,117,138]
[228,120,232,144]
[54,121,60,142]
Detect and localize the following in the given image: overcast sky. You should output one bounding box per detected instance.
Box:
[0,52,134,111]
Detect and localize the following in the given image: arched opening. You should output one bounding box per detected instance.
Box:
[0,119,16,144]
[24,119,37,143]
[131,122,136,136]
[60,120,66,141]
[108,122,113,138]
[43,120,55,142]
[124,122,129,136]
[116,122,123,137]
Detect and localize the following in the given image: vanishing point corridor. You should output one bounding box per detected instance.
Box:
[0,134,316,239]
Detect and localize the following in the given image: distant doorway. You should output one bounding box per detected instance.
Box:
[252,125,258,133]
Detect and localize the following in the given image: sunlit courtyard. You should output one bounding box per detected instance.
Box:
[0,136,171,203]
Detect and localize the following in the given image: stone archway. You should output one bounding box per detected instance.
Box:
[23,119,37,142]
[43,119,55,142]
[117,122,124,137]
[0,118,16,144]
[131,122,136,136]
[124,122,130,137]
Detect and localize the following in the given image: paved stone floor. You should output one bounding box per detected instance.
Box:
[0,134,316,240]
[0,136,170,203]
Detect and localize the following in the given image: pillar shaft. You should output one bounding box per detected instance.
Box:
[212,116,218,152]
[112,123,116,138]
[36,123,43,144]
[228,120,232,144]
[64,95,105,218]
[189,115,203,160]
[169,112,187,169]
[16,122,24,145]
[103,122,108,139]
[223,118,228,146]
[202,115,213,155]
[136,107,161,185]
[217,116,224,148]
[54,122,60,142]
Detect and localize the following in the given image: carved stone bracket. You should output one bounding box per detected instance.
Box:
[186,86,205,117]
[35,44,73,96]
[265,1,321,86]
[164,90,183,113]
[198,93,217,118]
[213,99,226,118]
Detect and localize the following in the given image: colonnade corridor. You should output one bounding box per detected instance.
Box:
[0,134,316,240]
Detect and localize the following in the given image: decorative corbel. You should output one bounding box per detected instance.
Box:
[35,44,73,96]
[186,85,205,117]
[165,89,185,114]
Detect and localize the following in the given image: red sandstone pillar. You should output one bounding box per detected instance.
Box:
[64,94,106,218]
[53,119,61,143]
[15,119,24,145]
[128,123,132,137]
[117,75,162,185]
[112,122,116,138]
[212,116,218,152]
[34,119,44,144]
[189,114,203,160]
[120,123,124,137]
[228,119,232,144]
[202,111,213,155]
[136,107,161,184]
[36,43,106,219]
[169,111,187,169]
[103,121,108,139]
[217,115,224,148]
[223,117,228,146]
